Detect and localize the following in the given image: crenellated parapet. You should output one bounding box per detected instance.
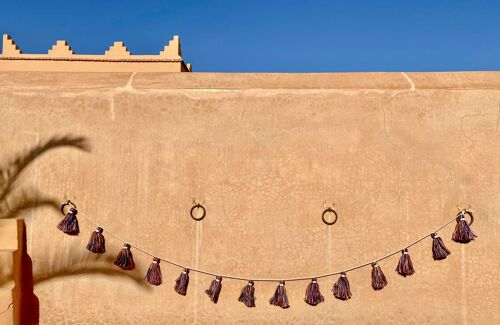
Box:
[160,35,182,58]
[2,34,22,55]
[0,34,192,72]
[48,40,74,57]
[104,42,132,58]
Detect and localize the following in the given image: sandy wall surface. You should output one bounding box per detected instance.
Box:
[0,71,499,324]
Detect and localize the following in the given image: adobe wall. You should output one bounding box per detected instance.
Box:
[0,71,499,324]
[0,35,192,72]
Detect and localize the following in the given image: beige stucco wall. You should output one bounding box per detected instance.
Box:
[0,71,499,324]
[0,60,188,72]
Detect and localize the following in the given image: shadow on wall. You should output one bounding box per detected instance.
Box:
[12,220,38,324]
[0,135,90,324]
[32,243,152,290]
[0,135,150,324]
[0,135,91,219]
[2,220,151,325]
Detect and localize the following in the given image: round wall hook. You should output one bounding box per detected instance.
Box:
[322,207,338,225]
[190,203,206,221]
[60,200,77,215]
[456,209,474,226]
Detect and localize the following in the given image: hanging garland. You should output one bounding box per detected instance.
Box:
[56,200,477,308]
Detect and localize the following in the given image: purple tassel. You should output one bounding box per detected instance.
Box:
[305,278,324,306]
[174,269,190,296]
[452,211,477,243]
[86,227,105,254]
[114,243,135,270]
[238,280,256,307]
[396,249,415,277]
[145,257,162,286]
[371,262,388,290]
[205,276,222,303]
[332,272,352,301]
[431,233,451,260]
[57,207,79,235]
[269,281,290,308]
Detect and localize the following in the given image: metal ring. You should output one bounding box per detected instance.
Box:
[322,207,338,225]
[456,210,474,226]
[190,204,206,221]
[60,200,77,215]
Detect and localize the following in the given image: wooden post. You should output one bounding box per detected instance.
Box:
[11,219,39,324]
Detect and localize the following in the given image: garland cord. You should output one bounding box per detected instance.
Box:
[75,208,458,282]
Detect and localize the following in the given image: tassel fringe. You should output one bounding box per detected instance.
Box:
[396,249,415,277]
[174,269,190,296]
[238,280,256,307]
[371,263,388,290]
[304,278,324,306]
[114,243,135,270]
[431,233,451,260]
[205,276,223,303]
[145,257,162,286]
[452,212,477,244]
[333,272,352,301]
[86,227,106,254]
[269,281,290,308]
[57,207,80,235]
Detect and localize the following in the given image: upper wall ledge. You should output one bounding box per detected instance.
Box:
[0,34,192,72]
[0,71,499,91]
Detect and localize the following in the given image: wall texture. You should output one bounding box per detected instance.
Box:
[0,71,499,324]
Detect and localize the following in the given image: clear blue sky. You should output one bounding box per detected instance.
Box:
[1,0,499,72]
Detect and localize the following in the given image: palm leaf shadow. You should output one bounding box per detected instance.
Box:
[0,135,90,218]
[33,249,152,291]
[0,135,151,318]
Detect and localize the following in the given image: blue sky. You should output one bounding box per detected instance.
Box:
[1,0,499,72]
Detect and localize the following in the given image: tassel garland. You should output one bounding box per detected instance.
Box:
[269,281,289,308]
[55,200,479,308]
[452,212,477,244]
[238,280,256,307]
[57,207,80,235]
[396,249,415,277]
[205,276,223,303]
[174,268,190,296]
[86,227,106,254]
[333,272,352,301]
[145,257,162,286]
[371,263,388,291]
[304,278,324,306]
[114,243,135,270]
[431,233,451,260]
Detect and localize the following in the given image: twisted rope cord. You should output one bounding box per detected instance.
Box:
[75,207,461,282]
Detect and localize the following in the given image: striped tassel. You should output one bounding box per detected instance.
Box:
[238,280,256,307]
[333,272,352,300]
[174,269,190,296]
[86,227,105,254]
[305,278,324,306]
[396,249,415,277]
[371,263,388,290]
[145,257,162,286]
[57,207,80,235]
[205,276,222,303]
[114,243,135,270]
[431,233,451,260]
[269,281,289,308]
